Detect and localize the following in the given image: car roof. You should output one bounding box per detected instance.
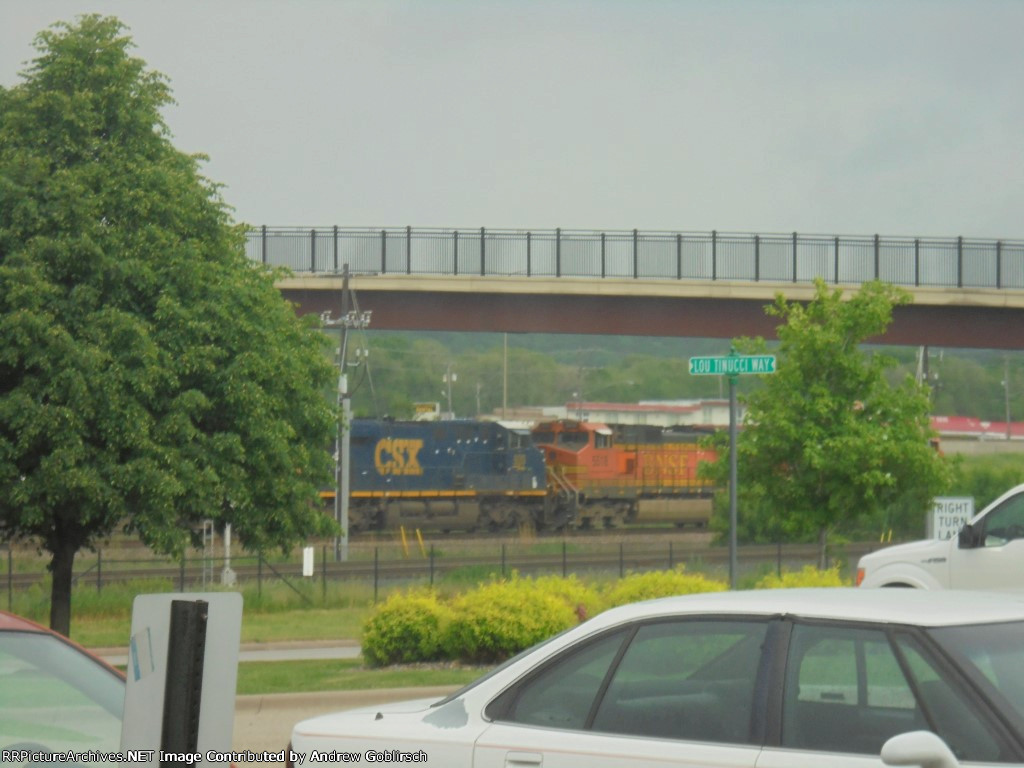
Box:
[0,610,51,632]
[592,588,1024,629]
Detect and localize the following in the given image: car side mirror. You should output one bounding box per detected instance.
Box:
[881,730,960,768]
[958,522,981,549]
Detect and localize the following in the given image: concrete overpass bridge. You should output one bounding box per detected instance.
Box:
[247,226,1024,349]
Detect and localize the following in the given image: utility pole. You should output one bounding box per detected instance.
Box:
[320,265,371,561]
[443,362,457,419]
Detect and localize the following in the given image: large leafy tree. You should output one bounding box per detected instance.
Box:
[0,16,337,634]
[705,279,950,561]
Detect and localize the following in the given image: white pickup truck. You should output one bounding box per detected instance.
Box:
[857,482,1024,590]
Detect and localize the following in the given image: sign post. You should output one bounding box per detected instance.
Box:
[689,349,777,589]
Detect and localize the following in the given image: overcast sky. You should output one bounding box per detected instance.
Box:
[3,1,1023,239]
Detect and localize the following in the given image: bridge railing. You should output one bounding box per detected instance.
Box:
[245,226,1024,289]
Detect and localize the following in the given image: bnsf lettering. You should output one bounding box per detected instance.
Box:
[374,438,424,476]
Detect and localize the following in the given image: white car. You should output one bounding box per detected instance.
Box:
[289,589,1024,767]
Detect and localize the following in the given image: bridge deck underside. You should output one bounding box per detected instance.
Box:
[281,287,1024,350]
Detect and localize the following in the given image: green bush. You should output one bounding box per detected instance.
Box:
[361,589,452,667]
[754,565,848,589]
[602,567,727,608]
[443,579,576,664]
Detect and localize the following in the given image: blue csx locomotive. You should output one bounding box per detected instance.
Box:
[341,419,552,532]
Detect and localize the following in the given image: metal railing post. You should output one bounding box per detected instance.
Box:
[333,225,339,273]
[380,229,387,274]
[406,225,412,274]
[957,236,964,287]
[480,227,486,276]
[453,230,459,276]
[526,231,532,276]
[914,238,920,286]
[874,234,880,280]
[834,236,840,283]
[601,232,606,278]
[997,240,1003,289]
[754,234,760,281]
[310,228,317,273]
[792,231,798,282]
[261,225,268,266]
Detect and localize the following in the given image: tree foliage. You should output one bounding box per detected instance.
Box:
[0,16,337,633]
[705,280,950,552]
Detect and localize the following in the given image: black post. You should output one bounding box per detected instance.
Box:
[261,224,268,265]
[322,545,327,602]
[160,600,208,765]
[957,236,964,288]
[526,231,532,276]
[792,231,798,282]
[711,230,717,280]
[915,238,920,286]
[997,240,1003,289]
[310,228,317,273]
[374,547,379,604]
[480,226,486,276]
[453,230,459,276]
[601,232,606,278]
[834,236,840,283]
[874,233,880,279]
[754,234,760,281]
[406,225,412,273]
[333,225,339,273]
[380,229,387,274]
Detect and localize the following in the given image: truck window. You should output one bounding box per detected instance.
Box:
[982,493,1024,546]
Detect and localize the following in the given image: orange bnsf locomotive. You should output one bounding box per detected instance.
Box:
[323,418,716,533]
[532,420,716,530]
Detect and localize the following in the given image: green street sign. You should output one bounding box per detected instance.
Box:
[688,354,776,376]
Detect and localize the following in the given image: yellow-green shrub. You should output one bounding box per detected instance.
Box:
[530,574,604,621]
[361,589,452,667]
[603,567,727,608]
[754,565,847,589]
[443,579,576,663]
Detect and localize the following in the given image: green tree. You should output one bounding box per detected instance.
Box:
[0,16,337,634]
[705,280,950,561]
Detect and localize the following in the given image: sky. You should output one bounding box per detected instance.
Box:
[3,0,1024,239]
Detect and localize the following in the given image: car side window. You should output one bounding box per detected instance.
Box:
[981,492,1024,545]
[782,624,924,754]
[590,619,768,744]
[488,629,628,730]
[488,619,769,745]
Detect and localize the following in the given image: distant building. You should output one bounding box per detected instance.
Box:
[488,399,739,429]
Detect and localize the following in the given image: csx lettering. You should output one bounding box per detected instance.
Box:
[374,438,424,476]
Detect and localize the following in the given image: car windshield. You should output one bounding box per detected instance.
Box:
[0,631,124,757]
[928,620,1024,724]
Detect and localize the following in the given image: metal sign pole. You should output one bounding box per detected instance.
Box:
[728,371,738,589]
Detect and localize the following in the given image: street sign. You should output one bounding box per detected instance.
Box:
[688,354,776,376]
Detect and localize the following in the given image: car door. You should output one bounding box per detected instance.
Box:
[755,621,1014,768]
[951,490,1024,591]
[473,618,768,768]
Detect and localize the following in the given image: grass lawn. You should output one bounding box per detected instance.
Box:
[235,658,488,695]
